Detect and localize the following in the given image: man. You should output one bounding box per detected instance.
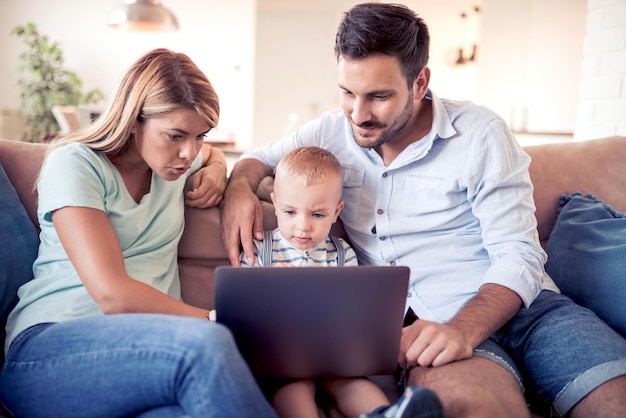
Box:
[222,3,626,417]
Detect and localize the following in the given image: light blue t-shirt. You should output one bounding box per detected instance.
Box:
[5,143,202,351]
[240,90,558,324]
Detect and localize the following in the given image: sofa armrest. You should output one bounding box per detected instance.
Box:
[0,139,47,228]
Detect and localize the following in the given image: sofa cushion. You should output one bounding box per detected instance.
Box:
[545,192,626,337]
[0,163,39,362]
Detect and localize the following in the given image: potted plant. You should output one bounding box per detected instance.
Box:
[11,22,104,142]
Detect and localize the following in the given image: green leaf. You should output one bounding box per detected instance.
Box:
[11,22,104,142]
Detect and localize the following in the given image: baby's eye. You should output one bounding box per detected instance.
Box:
[284,210,295,216]
[313,213,326,219]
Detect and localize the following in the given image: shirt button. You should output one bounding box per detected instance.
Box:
[371,226,377,234]
[390,261,396,266]
[377,209,384,215]
[382,172,388,178]
[407,292,412,298]
[379,236,386,241]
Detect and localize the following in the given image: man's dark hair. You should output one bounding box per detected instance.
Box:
[335,2,430,87]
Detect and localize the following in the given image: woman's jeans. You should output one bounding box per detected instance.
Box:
[0,314,278,418]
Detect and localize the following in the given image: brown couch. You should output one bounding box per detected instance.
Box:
[2,136,626,417]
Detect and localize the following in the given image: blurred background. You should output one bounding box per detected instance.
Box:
[1,0,622,153]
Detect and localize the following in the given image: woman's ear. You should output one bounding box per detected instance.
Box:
[130,118,139,135]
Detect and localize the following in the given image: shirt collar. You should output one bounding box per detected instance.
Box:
[428,89,457,140]
[385,90,456,166]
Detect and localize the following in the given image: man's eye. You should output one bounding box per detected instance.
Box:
[195,134,205,141]
[168,134,182,141]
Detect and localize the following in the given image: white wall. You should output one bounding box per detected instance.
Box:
[476,0,587,134]
[253,0,588,148]
[253,8,339,148]
[575,0,626,140]
[0,0,256,144]
[253,0,485,148]
[0,0,592,148]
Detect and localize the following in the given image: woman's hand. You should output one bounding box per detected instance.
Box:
[186,144,227,208]
[186,163,226,208]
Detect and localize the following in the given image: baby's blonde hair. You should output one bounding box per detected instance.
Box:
[274,146,343,187]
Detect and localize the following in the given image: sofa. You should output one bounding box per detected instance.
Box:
[1,136,626,417]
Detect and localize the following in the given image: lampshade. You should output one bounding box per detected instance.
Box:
[108,0,179,31]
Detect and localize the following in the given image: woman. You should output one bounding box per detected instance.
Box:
[0,48,277,418]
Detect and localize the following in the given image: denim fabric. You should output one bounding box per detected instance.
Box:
[0,163,39,365]
[0,314,278,418]
[493,290,626,416]
[472,338,523,388]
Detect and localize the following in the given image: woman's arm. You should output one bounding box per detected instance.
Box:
[185,143,227,208]
[53,206,209,318]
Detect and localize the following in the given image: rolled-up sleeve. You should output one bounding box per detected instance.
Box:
[466,118,546,307]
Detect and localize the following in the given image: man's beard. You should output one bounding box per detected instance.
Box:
[350,92,414,149]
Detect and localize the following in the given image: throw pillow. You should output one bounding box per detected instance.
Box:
[545,192,626,338]
[0,163,39,362]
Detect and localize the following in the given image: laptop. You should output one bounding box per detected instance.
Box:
[214,265,410,378]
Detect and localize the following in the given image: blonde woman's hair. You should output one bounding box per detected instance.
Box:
[274,146,343,187]
[47,48,219,156]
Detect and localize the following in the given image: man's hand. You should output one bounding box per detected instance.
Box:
[221,159,271,266]
[399,284,524,368]
[399,320,473,368]
[185,164,226,208]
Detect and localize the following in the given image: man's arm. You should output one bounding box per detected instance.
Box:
[399,283,522,368]
[221,158,272,265]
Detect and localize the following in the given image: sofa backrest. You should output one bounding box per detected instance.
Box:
[524,136,626,245]
[3,136,626,250]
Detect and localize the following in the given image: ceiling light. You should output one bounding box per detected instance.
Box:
[107,0,179,32]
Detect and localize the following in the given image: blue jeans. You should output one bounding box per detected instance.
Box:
[0,314,278,418]
[484,290,626,416]
[403,290,626,416]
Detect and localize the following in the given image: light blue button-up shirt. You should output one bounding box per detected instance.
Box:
[241,91,558,323]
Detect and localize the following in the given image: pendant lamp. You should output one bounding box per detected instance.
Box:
[108,0,179,31]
